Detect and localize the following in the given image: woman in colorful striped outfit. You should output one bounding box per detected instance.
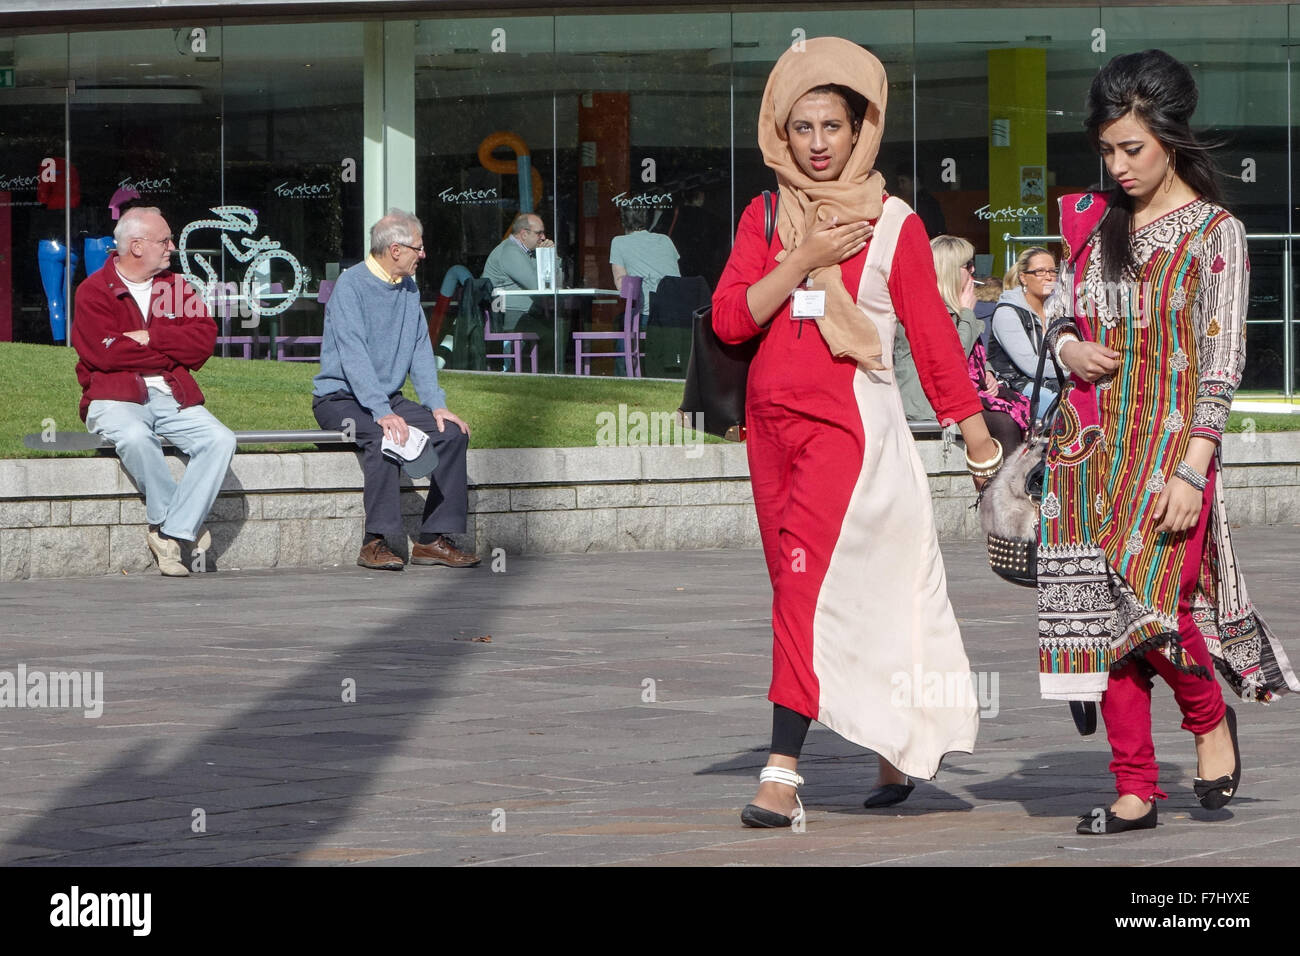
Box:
[712,37,1002,829]
[1039,50,1298,834]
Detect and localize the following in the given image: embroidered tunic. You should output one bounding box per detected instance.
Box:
[1037,193,1299,703]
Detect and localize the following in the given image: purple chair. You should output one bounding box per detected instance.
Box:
[276,336,323,362]
[483,308,540,374]
[275,280,332,361]
[210,281,254,360]
[573,275,643,376]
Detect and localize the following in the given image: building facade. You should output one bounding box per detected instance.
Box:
[0,0,1295,391]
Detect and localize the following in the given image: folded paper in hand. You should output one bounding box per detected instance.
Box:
[382,425,439,478]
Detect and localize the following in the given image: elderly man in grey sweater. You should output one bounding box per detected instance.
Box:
[312,209,479,571]
[483,211,553,331]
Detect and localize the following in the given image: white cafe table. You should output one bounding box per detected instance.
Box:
[491,287,624,373]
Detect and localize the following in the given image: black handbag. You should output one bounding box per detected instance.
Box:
[978,338,1061,587]
[679,190,776,441]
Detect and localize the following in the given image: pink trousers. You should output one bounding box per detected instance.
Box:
[1098,465,1228,801]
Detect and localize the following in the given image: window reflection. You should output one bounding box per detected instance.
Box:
[0,6,1294,393]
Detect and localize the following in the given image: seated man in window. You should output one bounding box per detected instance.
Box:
[482,212,557,370]
[312,208,479,572]
[72,206,236,578]
[483,212,554,331]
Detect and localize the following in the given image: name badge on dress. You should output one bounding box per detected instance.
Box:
[791,289,825,320]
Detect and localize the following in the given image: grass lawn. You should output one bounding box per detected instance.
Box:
[4,341,1295,460]
[1233,392,1300,403]
[2,341,711,459]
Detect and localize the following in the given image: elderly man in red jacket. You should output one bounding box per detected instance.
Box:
[72,206,236,577]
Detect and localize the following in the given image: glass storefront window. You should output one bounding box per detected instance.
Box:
[555,12,732,377]
[413,16,558,370]
[913,7,1099,277]
[67,26,223,340]
[223,21,365,354]
[0,32,68,345]
[0,4,1296,395]
[1104,4,1290,392]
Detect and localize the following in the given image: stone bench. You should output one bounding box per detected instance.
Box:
[5,431,1291,581]
[23,429,352,453]
[23,421,947,454]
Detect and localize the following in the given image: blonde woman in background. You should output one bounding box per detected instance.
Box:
[990,246,1060,419]
[896,235,1030,453]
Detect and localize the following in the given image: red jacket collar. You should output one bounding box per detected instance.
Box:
[101,253,173,299]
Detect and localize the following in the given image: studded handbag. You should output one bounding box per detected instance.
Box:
[978,338,1060,587]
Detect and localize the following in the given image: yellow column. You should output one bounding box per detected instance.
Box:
[988,49,1047,273]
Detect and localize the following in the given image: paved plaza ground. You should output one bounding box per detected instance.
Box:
[0,528,1297,867]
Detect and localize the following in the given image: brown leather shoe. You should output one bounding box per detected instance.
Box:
[357,538,404,571]
[411,535,480,568]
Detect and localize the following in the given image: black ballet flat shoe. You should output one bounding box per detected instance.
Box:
[1193,705,1241,811]
[741,767,805,829]
[862,782,914,809]
[741,804,794,828]
[1075,801,1157,835]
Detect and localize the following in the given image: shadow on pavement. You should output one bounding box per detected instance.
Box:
[1,563,508,866]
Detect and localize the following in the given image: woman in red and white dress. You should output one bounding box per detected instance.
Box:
[712,37,1003,828]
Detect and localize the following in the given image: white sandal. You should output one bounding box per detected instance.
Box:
[740,766,805,828]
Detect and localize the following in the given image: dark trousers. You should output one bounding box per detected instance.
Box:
[313,391,469,540]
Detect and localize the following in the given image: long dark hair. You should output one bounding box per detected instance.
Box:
[1084,49,1225,282]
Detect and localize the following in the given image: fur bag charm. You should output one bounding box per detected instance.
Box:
[979,335,1060,587]
[979,437,1046,587]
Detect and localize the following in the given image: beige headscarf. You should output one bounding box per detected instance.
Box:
[758,36,889,369]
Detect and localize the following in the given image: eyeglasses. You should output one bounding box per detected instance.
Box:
[397,242,425,253]
[139,235,174,246]
[963,260,976,272]
[524,228,546,236]
[1024,268,1059,277]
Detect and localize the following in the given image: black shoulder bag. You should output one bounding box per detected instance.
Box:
[679,190,776,441]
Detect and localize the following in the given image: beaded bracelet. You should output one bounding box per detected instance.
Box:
[1175,461,1208,492]
[966,438,1003,478]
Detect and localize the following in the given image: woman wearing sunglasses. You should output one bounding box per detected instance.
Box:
[896,236,1031,455]
[989,247,1060,421]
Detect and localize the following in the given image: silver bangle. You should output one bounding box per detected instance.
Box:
[1054,334,1079,375]
[1175,461,1208,492]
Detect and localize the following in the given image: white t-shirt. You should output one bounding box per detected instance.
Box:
[118,270,172,396]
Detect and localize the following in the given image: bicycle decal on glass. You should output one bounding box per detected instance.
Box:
[177,205,309,327]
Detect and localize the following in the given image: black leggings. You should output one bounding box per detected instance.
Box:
[983,409,1025,457]
[771,704,812,758]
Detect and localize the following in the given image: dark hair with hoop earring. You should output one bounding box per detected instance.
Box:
[1084,49,1226,283]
